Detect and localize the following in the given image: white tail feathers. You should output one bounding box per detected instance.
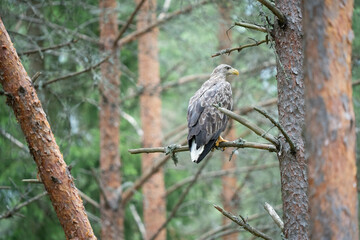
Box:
[190,140,204,163]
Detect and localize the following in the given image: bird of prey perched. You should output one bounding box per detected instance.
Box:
[187,64,239,163]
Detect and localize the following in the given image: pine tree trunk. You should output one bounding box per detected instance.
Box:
[99,0,123,239]
[273,1,309,239]
[303,0,358,239]
[136,0,166,239]
[0,18,96,240]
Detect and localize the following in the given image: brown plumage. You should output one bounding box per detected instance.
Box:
[187,64,239,163]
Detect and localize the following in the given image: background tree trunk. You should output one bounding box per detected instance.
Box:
[218,3,239,240]
[0,18,96,240]
[273,0,309,239]
[99,0,123,239]
[303,0,359,239]
[136,0,167,239]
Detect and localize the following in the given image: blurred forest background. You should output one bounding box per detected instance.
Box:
[0,0,359,239]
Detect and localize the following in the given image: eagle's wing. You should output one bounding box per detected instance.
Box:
[187,81,232,163]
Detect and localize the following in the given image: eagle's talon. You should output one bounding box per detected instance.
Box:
[215,136,228,151]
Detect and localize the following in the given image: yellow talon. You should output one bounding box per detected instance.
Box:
[215,136,228,150]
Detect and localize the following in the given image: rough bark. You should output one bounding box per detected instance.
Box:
[273,0,309,239]
[136,0,166,239]
[0,18,96,240]
[99,0,123,239]
[303,0,358,239]
[218,3,239,240]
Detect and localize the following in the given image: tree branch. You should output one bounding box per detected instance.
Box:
[128,139,277,155]
[214,105,280,147]
[16,14,100,45]
[118,0,209,47]
[212,39,267,58]
[0,128,29,153]
[234,21,267,32]
[256,0,287,27]
[254,107,296,153]
[18,39,78,56]
[130,204,147,240]
[31,72,42,84]
[213,205,273,240]
[113,0,147,47]
[264,202,284,230]
[78,190,99,209]
[0,191,48,219]
[149,155,211,240]
[36,55,110,88]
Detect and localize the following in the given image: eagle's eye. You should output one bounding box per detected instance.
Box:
[226,66,231,70]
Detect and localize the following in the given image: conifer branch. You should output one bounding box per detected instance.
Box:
[214,105,280,147]
[18,39,78,56]
[254,107,296,153]
[256,0,287,27]
[212,39,267,58]
[213,205,273,240]
[264,202,284,230]
[128,140,277,155]
[234,21,267,32]
[0,191,48,219]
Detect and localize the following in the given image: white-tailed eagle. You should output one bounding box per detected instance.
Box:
[187,64,239,163]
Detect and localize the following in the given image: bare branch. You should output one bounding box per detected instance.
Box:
[120,110,143,137]
[36,56,110,88]
[0,128,29,153]
[254,107,296,153]
[78,190,99,209]
[264,202,284,230]
[256,0,287,27]
[22,179,42,184]
[149,155,211,240]
[128,139,277,155]
[18,39,78,56]
[118,0,209,47]
[213,205,273,240]
[130,204,147,240]
[234,21,267,32]
[16,14,100,44]
[31,72,42,84]
[199,205,281,240]
[214,105,280,147]
[212,39,267,58]
[113,0,147,47]
[0,191,48,219]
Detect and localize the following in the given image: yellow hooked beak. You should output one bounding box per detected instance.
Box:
[228,68,239,76]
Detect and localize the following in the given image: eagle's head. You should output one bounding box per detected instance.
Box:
[211,64,239,78]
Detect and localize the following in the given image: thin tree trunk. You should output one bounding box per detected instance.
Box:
[273,0,309,239]
[136,0,166,239]
[99,0,123,239]
[218,3,238,240]
[0,18,96,240]
[303,0,358,239]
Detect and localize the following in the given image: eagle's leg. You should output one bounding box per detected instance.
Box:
[215,136,229,151]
